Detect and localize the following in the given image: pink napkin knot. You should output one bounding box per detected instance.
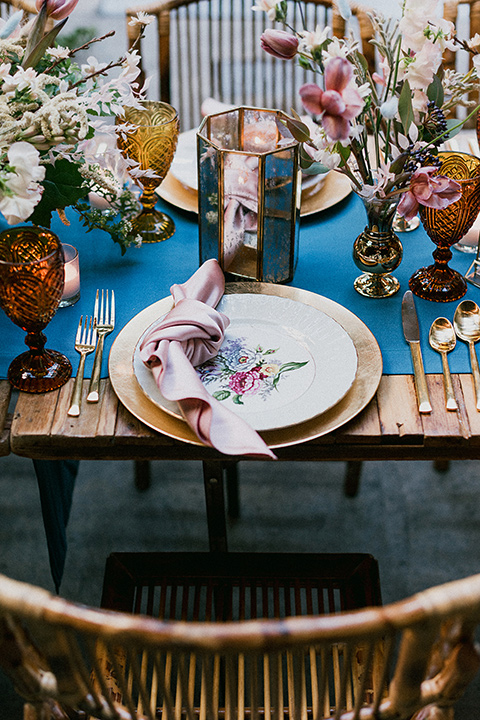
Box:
[139,259,276,459]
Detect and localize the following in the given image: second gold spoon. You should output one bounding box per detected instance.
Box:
[453,300,480,411]
[429,317,458,411]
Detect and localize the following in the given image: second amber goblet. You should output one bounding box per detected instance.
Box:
[0,226,72,392]
[410,152,480,302]
[117,101,179,243]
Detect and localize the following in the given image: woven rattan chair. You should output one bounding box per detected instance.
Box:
[443,0,480,123]
[125,0,375,130]
[1,551,480,720]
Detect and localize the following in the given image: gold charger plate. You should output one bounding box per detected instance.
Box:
[157,170,352,218]
[109,283,382,450]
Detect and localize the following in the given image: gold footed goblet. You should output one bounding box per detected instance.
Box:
[0,226,72,392]
[410,152,480,302]
[117,100,179,243]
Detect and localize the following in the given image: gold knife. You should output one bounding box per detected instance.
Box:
[402,291,432,414]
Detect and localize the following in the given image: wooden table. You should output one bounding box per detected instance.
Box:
[2,371,479,550]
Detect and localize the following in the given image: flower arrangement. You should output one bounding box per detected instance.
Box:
[256,0,480,218]
[0,0,154,253]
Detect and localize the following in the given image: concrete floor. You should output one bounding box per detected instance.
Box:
[1,454,480,717]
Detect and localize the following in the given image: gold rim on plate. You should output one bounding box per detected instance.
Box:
[157,170,352,217]
[108,283,382,450]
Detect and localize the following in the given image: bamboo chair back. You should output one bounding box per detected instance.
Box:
[444,0,480,123]
[126,0,375,130]
[0,552,480,720]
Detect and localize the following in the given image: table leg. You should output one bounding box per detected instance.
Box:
[202,460,228,552]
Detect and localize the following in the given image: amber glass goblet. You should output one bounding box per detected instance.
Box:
[409,152,480,302]
[0,226,72,392]
[117,100,179,243]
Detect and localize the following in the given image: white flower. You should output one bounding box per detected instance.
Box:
[128,11,154,27]
[469,33,480,52]
[2,67,41,99]
[0,142,45,224]
[322,36,352,61]
[399,0,439,53]
[403,41,442,90]
[252,0,281,21]
[299,25,330,54]
[46,46,70,60]
[380,96,399,119]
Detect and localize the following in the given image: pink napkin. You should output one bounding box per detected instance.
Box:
[139,260,276,458]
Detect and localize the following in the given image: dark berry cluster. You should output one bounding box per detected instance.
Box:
[404,148,442,173]
[424,101,448,142]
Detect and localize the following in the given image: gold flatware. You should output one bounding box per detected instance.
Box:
[87,289,115,403]
[68,316,97,417]
[453,299,480,411]
[401,291,432,414]
[429,318,458,411]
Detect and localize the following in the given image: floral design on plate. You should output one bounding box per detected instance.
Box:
[133,293,358,431]
[196,335,308,408]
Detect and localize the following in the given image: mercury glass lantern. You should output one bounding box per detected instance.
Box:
[197,107,301,283]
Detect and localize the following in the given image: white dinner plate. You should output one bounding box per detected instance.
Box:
[170,128,328,193]
[132,293,358,432]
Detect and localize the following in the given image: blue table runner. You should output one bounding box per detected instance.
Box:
[1,191,479,379]
[2,190,480,592]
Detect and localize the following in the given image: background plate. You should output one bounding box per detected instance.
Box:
[133,293,358,431]
[158,170,352,217]
[109,283,382,450]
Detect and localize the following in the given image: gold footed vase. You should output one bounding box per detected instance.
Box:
[353,193,403,298]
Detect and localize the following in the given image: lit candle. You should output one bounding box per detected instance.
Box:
[60,244,80,308]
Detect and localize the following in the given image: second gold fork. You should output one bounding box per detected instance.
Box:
[68,315,97,417]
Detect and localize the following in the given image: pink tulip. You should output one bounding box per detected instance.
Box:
[35,0,80,20]
[299,57,364,141]
[397,167,462,221]
[260,29,298,59]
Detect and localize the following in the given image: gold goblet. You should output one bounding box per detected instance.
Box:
[0,226,72,392]
[117,101,179,243]
[410,152,480,302]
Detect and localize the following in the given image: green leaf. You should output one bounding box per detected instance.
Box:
[0,10,22,39]
[277,361,309,374]
[398,79,414,136]
[427,74,444,109]
[29,159,89,228]
[233,394,244,405]
[22,17,69,69]
[445,118,462,139]
[213,390,231,402]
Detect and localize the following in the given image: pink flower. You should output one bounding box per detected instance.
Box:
[397,167,462,221]
[35,0,80,20]
[260,29,299,59]
[229,368,263,396]
[299,57,364,141]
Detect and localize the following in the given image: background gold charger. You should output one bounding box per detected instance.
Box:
[108,283,382,450]
[157,171,352,217]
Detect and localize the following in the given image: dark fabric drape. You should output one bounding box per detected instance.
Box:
[33,459,80,593]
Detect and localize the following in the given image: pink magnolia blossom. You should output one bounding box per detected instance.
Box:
[397,167,462,221]
[299,57,364,141]
[260,29,298,59]
[35,0,80,20]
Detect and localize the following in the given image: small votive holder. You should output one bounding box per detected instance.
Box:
[59,244,80,307]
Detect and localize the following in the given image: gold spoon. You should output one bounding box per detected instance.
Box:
[453,300,480,411]
[429,318,458,411]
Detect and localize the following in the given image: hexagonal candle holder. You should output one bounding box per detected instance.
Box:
[197,107,301,283]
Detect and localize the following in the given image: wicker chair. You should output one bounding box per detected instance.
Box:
[125,0,375,130]
[1,551,480,720]
[443,0,480,123]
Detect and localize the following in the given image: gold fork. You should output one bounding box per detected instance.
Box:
[68,315,97,417]
[87,289,115,403]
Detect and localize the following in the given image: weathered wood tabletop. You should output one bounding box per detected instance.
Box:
[3,374,480,462]
[2,373,480,549]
